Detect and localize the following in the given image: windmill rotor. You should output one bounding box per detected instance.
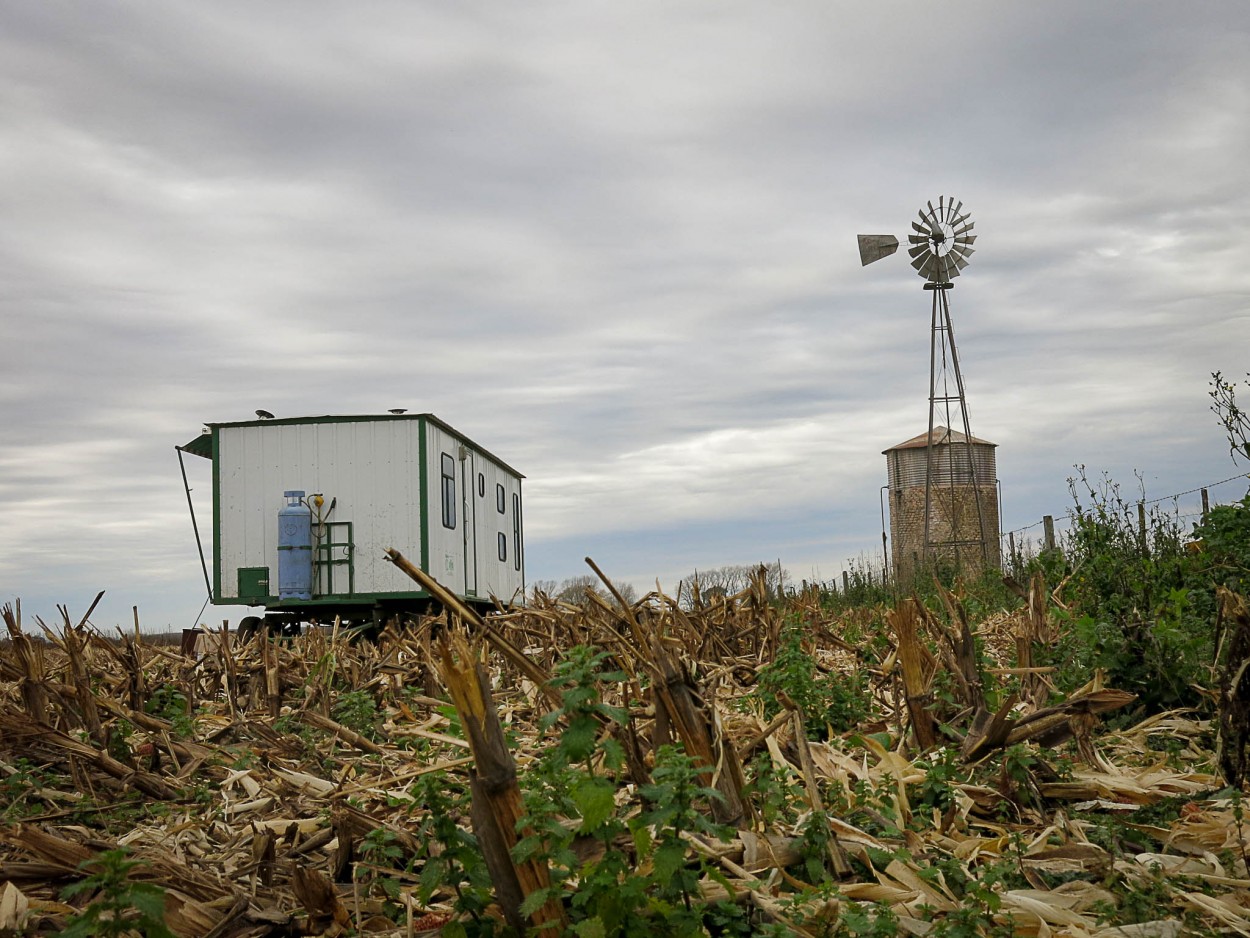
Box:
[906,196,975,283]
[857,195,974,285]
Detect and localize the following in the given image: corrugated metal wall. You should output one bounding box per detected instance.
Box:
[217,420,423,599]
[886,440,1000,579]
[887,443,997,488]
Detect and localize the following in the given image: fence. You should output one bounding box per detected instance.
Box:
[835,471,1249,593]
[1001,471,1250,562]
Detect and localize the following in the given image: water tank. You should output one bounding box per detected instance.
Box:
[884,427,1000,581]
[277,490,313,600]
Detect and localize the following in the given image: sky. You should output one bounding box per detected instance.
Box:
[2,2,1249,632]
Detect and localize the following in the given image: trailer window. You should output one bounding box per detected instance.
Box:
[496,483,505,513]
[498,532,507,562]
[478,473,485,497]
[512,493,522,571]
[441,453,456,529]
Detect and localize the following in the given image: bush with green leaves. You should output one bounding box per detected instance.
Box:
[332,689,381,741]
[61,849,175,938]
[1036,468,1213,713]
[408,773,495,934]
[754,620,872,738]
[510,646,756,936]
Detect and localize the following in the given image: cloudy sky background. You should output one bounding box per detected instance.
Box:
[2,2,1248,630]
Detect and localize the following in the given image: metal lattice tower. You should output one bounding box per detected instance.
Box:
[859,196,993,573]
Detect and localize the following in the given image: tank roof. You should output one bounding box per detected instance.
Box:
[883,426,997,454]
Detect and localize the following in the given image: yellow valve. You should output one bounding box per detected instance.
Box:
[313,494,325,509]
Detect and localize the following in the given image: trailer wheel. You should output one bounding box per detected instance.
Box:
[236,616,264,644]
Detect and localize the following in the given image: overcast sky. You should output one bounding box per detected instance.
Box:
[2,2,1249,631]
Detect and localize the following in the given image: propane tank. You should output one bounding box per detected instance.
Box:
[277,490,313,600]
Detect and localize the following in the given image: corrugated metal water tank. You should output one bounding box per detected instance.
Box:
[883,426,1000,580]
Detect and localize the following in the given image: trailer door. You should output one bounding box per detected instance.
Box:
[460,449,478,596]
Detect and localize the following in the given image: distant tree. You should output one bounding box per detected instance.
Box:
[678,561,787,607]
[528,580,558,602]
[553,575,637,606]
[557,575,603,604]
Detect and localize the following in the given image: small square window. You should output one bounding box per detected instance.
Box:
[496,483,505,514]
[498,532,507,562]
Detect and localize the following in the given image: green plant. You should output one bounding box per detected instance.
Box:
[358,827,406,909]
[145,684,193,737]
[792,808,837,884]
[831,900,900,937]
[408,773,494,927]
[0,757,47,820]
[755,620,871,738]
[537,645,628,776]
[745,752,802,827]
[636,746,741,932]
[332,689,381,741]
[61,848,175,938]
[912,747,963,818]
[1037,468,1213,713]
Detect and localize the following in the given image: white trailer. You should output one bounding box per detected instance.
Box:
[178,413,525,625]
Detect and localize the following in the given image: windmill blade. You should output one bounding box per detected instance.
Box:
[952,255,970,271]
[908,244,929,260]
[857,234,899,266]
[911,220,931,236]
[954,233,977,246]
[910,254,928,273]
[953,220,975,236]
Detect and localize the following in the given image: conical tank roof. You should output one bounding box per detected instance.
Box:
[882,426,997,454]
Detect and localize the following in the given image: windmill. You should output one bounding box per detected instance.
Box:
[859,197,995,576]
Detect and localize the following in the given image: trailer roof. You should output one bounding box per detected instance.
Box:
[179,413,524,477]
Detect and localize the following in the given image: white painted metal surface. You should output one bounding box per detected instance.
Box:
[213,416,523,604]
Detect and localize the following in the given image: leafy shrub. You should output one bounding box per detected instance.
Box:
[1037,469,1214,713]
[754,620,871,737]
[61,849,174,938]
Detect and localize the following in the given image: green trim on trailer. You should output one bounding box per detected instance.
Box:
[211,428,222,603]
[182,432,213,458]
[236,590,434,608]
[418,417,429,574]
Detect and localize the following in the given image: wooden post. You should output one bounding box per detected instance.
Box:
[1137,501,1148,557]
[1008,531,1017,567]
[1202,488,1210,522]
[842,571,849,593]
[1043,516,1055,551]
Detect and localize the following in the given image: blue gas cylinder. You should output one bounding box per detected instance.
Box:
[277,490,313,600]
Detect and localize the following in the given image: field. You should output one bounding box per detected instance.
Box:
[2,491,1250,937]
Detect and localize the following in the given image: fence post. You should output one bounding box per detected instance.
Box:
[842,570,849,593]
[1202,488,1210,522]
[1043,515,1055,551]
[1137,501,1148,557]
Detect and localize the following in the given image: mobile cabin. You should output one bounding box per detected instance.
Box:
[178,413,525,628]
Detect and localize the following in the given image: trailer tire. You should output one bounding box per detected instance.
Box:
[236,615,264,644]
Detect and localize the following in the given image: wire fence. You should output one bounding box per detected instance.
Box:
[1001,471,1250,556]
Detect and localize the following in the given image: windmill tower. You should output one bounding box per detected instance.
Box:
[859,197,999,580]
